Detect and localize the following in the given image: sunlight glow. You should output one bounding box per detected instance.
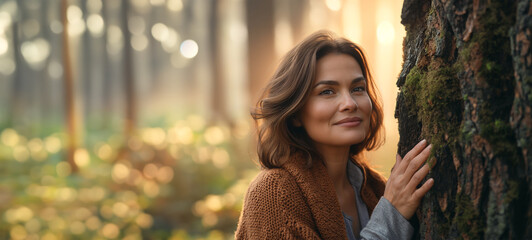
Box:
[180,39,198,59]
[135,213,153,228]
[187,115,206,131]
[143,164,158,179]
[43,136,61,153]
[151,23,168,42]
[143,181,160,197]
[377,21,395,44]
[325,0,342,11]
[205,195,223,213]
[142,128,166,146]
[0,11,12,33]
[21,38,50,69]
[156,166,174,183]
[96,143,113,160]
[112,163,130,183]
[167,0,183,12]
[74,148,90,167]
[10,225,27,239]
[87,14,104,37]
[101,223,120,239]
[112,202,129,218]
[67,5,86,37]
[0,36,8,55]
[1,128,19,147]
[204,126,224,145]
[162,28,180,52]
[169,126,193,144]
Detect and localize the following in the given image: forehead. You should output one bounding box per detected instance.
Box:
[314,53,363,81]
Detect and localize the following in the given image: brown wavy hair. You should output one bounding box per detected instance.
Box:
[251,30,384,169]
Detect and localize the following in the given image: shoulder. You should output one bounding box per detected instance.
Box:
[245,168,302,203]
[236,167,317,238]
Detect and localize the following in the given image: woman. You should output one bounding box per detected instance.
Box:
[236,31,434,239]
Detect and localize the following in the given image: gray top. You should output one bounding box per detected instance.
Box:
[343,160,414,240]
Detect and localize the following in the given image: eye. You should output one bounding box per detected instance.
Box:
[351,86,366,93]
[319,89,334,95]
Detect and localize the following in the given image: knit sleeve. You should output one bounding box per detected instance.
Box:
[359,197,414,240]
[235,169,322,240]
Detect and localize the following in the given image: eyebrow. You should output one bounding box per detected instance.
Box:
[314,77,366,88]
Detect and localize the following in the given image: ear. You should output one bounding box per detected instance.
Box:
[291,117,302,127]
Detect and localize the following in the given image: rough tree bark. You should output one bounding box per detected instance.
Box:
[396,0,531,239]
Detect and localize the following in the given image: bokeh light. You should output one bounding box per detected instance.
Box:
[180,39,198,59]
[0,37,8,55]
[67,5,86,37]
[325,0,342,11]
[87,14,104,37]
[167,0,183,12]
[21,38,50,69]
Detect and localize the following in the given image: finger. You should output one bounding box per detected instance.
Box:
[404,144,432,179]
[405,164,430,192]
[396,139,428,173]
[391,154,402,174]
[412,178,434,201]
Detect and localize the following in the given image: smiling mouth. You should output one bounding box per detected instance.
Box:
[334,117,362,126]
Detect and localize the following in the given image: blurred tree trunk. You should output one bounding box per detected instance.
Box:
[61,0,79,172]
[246,0,276,104]
[121,0,136,141]
[396,0,531,239]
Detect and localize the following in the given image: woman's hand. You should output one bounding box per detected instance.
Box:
[384,139,435,220]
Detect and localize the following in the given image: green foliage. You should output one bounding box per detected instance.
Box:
[0,116,257,239]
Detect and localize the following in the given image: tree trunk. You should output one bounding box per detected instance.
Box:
[121,0,136,140]
[396,0,531,239]
[61,0,79,172]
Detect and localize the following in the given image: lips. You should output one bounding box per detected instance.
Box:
[334,117,362,126]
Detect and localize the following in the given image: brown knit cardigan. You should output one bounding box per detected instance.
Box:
[235,156,387,239]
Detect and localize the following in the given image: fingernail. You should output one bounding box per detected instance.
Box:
[420,139,426,144]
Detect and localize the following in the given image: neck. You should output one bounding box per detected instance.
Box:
[318,145,351,194]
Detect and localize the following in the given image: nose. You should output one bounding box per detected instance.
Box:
[339,92,358,112]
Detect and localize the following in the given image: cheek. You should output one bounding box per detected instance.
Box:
[301,101,333,126]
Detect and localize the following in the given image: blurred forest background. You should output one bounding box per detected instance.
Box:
[0,0,405,239]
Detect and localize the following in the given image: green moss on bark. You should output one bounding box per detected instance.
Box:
[401,63,462,157]
[455,193,485,239]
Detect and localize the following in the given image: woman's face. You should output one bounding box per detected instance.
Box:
[295,53,372,150]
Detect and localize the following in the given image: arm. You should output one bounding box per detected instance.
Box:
[235,169,321,240]
[360,197,414,239]
[359,139,434,239]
